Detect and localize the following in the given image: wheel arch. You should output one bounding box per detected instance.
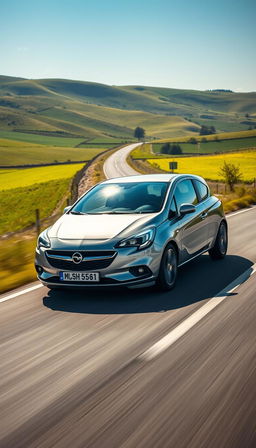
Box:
[163,239,180,264]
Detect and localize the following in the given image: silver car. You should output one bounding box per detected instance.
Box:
[35,174,228,291]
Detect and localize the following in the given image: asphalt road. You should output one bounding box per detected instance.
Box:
[103,142,141,178]
[1,145,256,447]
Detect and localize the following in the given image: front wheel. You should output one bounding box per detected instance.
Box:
[209,221,228,260]
[156,243,178,291]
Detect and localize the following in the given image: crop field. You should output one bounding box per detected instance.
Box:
[155,129,256,144]
[152,136,256,155]
[0,138,106,166]
[0,130,84,147]
[89,136,132,143]
[0,163,85,190]
[0,163,85,234]
[147,151,256,182]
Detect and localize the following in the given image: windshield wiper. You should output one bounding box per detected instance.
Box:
[70,211,86,215]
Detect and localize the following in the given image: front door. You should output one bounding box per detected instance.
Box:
[173,179,209,262]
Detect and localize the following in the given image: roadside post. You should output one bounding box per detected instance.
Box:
[35,209,40,236]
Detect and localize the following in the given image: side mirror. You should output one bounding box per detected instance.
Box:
[63,205,72,214]
[179,203,196,216]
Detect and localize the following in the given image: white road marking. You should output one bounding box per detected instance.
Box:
[227,206,256,218]
[139,263,256,361]
[0,284,43,303]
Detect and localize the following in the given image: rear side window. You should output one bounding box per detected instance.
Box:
[194,180,209,201]
[174,180,198,209]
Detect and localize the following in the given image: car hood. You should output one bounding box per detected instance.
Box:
[48,213,155,240]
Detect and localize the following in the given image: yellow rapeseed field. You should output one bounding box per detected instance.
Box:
[147,151,256,182]
[0,163,85,191]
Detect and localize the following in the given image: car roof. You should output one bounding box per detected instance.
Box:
[103,173,206,184]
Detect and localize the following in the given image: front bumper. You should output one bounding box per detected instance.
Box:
[35,244,161,289]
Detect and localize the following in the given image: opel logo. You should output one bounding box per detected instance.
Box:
[72,252,83,264]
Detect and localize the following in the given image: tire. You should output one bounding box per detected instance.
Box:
[209,221,228,260]
[156,243,178,291]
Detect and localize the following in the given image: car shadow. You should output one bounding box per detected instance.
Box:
[43,254,253,315]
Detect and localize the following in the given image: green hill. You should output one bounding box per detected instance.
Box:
[0,76,255,143]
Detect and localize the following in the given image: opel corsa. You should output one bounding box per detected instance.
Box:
[35,174,228,291]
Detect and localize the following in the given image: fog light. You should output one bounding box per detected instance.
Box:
[35,265,43,275]
[129,266,151,277]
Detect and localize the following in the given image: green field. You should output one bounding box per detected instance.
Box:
[153,136,256,155]
[0,179,70,234]
[0,138,107,166]
[130,131,256,160]
[154,129,256,143]
[147,151,256,182]
[0,130,84,147]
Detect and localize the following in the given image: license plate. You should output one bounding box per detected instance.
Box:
[60,272,100,282]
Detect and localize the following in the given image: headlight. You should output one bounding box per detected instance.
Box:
[37,229,51,249]
[116,228,155,250]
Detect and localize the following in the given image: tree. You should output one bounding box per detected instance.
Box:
[199,125,216,135]
[160,143,182,155]
[134,127,145,140]
[160,143,171,154]
[170,144,182,154]
[219,161,242,192]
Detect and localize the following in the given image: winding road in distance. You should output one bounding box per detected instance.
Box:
[104,142,141,178]
[1,143,256,448]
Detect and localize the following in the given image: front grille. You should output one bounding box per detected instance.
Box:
[46,250,116,271]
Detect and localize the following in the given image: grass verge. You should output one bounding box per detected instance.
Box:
[0,237,37,294]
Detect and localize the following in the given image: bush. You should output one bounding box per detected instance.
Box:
[188,137,197,144]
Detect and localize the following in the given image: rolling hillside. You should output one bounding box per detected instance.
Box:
[0,76,255,144]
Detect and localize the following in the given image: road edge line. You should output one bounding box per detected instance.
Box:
[0,283,43,303]
[138,262,256,361]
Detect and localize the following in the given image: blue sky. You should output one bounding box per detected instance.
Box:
[1,0,255,91]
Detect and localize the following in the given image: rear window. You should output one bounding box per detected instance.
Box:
[194,180,209,201]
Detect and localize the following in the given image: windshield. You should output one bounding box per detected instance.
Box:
[71,182,169,214]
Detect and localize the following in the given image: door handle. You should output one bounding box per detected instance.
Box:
[200,212,208,220]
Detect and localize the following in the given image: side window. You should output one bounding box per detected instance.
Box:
[169,198,177,219]
[174,180,198,209]
[194,180,209,202]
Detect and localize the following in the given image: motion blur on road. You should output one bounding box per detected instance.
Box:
[1,144,256,448]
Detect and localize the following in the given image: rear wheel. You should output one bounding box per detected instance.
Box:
[156,243,178,291]
[209,221,228,260]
